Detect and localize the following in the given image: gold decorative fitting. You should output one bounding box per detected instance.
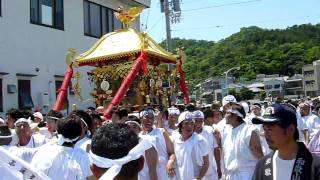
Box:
[114,6,144,28]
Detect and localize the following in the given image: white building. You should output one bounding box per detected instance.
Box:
[0,0,150,115]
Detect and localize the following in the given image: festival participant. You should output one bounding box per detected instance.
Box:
[43,110,63,143]
[5,108,23,129]
[126,115,159,180]
[164,107,180,135]
[71,110,93,152]
[90,123,149,180]
[139,107,174,180]
[88,111,103,136]
[246,103,270,155]
[31,115,92,179]
[111,108,129,124]
[0,125,38,162]
[33,112,43,123]
[222,103,263,180]
[15,118,45,148]
[167,111,210,179]
[252,104,320,180]
[203,109,214,126]
[299,102,320,142]
[193,110,221,179]
[126,115,142,135]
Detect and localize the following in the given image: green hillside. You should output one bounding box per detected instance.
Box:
[161,24,320,88]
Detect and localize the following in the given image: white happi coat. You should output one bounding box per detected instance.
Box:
[17,134,46,148]
[198,126,219,180]
[222,123,258,180]
[74,136,91,152]
[172,132,210,180]
[143,128,169,180]
[31,144,92,180]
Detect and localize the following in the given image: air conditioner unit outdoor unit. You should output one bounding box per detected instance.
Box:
[38,92,50,107]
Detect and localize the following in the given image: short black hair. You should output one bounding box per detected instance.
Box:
[185,103,196,112]
[127,115,141,125]
[70,110,93,131]
[203,109,214,119]
[118,108,128,119]
[57,116,82,143]
[89,111,102,122]
[20,109,34,121]
[6,108,23,121]
[48,109,63,119]
[91,123,139,178]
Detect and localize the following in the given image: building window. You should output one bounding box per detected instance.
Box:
[0,0,2,17]
[84,0,122,38]
[0,79,3,112]
[30,0,64,30]
[265,85,273,90]
[18,80,34,109]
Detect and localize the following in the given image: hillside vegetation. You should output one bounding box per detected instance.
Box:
[161,24,320,88]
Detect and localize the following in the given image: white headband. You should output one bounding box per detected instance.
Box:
[48,116,59,121]
[0,134,12,139]
[14,117,32,126]
[226,109,244,118]
[89,138,152,180]
[80,118,88,128]
[139,109,155,118]
[168,107,180,116]
[125,121,141,127]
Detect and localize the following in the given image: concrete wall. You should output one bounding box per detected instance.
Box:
[0,0,143,113]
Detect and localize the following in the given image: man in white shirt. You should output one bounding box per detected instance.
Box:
[164,107,180,135]
[299,102,320,142]
[252,103,320,180]
[15,118,45,148]
[167,111,210,180]
[71,110,93,152]
[139,108,174,180]
[193,110,221,179]
[222,103,263,180]
[31,115,93,180]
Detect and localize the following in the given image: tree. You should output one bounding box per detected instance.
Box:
[238,87,255,101]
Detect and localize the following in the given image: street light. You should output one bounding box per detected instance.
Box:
[223,67,240,95]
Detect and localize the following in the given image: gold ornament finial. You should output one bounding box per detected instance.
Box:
[114,6,144,28]
[65,48,76,66]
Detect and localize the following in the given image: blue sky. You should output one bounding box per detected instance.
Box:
[140,0,320,43]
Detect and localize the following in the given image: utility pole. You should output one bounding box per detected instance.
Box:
[160,0,181,52]
[164,0,172,52]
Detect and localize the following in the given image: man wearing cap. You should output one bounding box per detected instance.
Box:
[15,118,45,148]
[252,104,320,180]
[222,103,263,180]
[193,110,221,179]
[139,108,174,180]
[168,111,210,180]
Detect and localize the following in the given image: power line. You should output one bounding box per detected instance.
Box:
[146,15,165,33]
[183,0,262,12]
[171,14,320,31]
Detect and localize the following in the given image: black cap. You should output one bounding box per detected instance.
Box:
[252,104,297,126]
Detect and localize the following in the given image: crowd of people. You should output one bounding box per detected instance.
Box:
[0,95,320,180]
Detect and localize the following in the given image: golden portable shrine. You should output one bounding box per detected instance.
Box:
[53,7,190,118]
